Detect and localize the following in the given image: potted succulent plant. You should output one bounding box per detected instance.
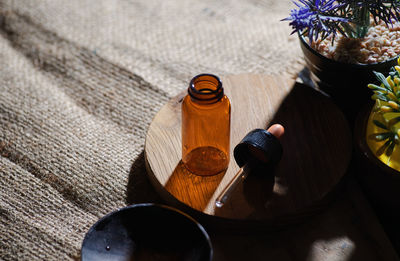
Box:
[284,0,400,121]
[366,59,400,166]
[355,58,400,236]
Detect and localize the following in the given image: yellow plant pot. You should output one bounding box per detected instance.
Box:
[366,101,400,171]
[354,102,400,233]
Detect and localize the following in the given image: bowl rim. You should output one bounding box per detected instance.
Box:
[81,203,213,261]
[298,32,400,68]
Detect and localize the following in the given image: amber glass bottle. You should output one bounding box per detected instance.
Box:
[182,74,231,176]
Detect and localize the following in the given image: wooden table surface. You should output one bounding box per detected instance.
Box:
[209,174,400,261]
[129,153,400,260]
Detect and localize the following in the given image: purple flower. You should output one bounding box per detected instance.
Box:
[283,0,348,41]
[284,5,316,37]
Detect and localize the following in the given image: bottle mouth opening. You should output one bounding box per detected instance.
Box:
[189,74,223,101]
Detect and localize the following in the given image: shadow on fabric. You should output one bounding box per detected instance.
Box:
[126,151,162,205]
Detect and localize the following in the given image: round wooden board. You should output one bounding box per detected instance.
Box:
[145,74,351,225]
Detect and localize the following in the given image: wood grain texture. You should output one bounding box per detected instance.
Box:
[145,74,352,223]
[210,177,400,261]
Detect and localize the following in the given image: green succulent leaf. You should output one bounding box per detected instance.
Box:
[373,90,388,96]
[386,141,396,156]
[374,94,390,102]
[376,140,392,156]
[368,84,387,92]
[368,132,393,141]
[387,116,400,127]
[374,71,392,91]
[373,120,389,130]
[390,67,400,78]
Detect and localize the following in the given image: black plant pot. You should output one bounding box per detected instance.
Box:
[299,34,399,123]
[354,102,400,235]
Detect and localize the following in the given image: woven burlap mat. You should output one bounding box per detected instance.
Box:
[0,0,304,259]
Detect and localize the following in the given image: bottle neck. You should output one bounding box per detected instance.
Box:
[188,74,224,104]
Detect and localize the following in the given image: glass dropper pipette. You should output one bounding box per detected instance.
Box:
[215,124,284,208]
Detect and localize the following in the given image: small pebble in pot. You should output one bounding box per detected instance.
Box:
[310,19,400,64]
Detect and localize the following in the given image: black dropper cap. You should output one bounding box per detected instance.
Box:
[233,128,283,169]
[215,126,284,208]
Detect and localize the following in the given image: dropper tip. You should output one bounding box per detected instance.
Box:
[215,201,224,208]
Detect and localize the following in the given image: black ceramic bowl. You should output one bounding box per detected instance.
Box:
[81,203,213,261]
[299,33,399,122]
